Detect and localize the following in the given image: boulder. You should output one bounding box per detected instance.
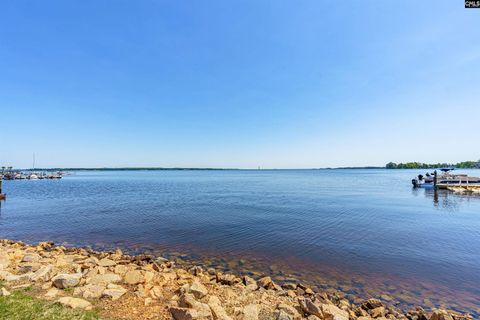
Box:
[277,304,301,320]
[217,273,239,285]
[87,273,122,285]
[144,271,155,283]
[369,306,385,318]
[298,297,322,318]
[257,276,273,289]
[0,287,11,296]
[124,270,144,285]
[282,283,297,290]
[82,283,106,299]
[97,258,116,267]
[52,273,82,289]
[150,286,163,300]
[44,288,61,299]
[277,310,293,320]
[242,304,259,320]
[30,265,56,282]
[190,279,208,299]
[1,271,32,282]
[0,252,10,270]
[170,307,198,320]
[103,285,127,300]
[208,296,232,320]
[82,257,99,268]
[362,299,383,310]
[429,310,454,320]
[321,304,349,320]
[57,297,92,310]
[243,276,258,291]
[22,253,41,262]
[114,264,128,276]
[19,263,42,274]
[179,293,212,318]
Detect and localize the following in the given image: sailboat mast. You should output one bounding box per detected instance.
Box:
[33,152,35,171]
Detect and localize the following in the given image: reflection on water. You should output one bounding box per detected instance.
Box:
[1,169,480,316]
[413,187,480,211]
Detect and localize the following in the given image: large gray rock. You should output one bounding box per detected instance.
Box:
[52,273,82,289]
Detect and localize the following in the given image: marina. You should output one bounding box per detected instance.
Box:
[0,167,64,180]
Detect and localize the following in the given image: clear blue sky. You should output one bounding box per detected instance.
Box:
[1,1,479,168]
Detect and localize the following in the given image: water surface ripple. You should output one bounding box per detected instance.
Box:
[1,169,479,316]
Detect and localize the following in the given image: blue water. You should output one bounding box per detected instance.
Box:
[1,169,479,314]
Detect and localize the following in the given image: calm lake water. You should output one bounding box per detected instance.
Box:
[1,169,479,315]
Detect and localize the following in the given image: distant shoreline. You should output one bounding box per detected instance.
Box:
[11,166,480,171]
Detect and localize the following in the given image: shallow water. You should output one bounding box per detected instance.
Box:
[1,169,479,315]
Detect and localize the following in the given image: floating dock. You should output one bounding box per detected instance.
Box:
[412,169,480,193]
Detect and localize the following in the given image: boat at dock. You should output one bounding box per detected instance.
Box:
[412,168,480,192]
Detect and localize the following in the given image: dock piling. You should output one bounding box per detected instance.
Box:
[0,179,5,200]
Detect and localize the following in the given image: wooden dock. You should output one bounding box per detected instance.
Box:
[436,174,480,192]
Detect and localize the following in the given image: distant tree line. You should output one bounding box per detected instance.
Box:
[386,161,480,169]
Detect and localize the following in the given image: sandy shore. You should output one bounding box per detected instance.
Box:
[0,239,472,320]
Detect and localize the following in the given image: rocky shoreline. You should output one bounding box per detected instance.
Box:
[0,239,472,320]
